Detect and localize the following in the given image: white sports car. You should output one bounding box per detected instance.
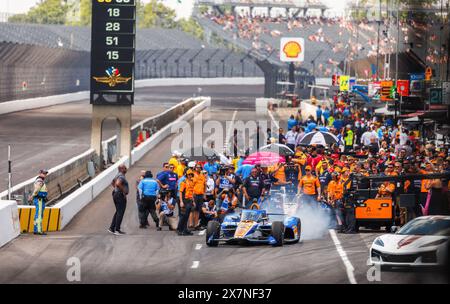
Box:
[370,216,450,269]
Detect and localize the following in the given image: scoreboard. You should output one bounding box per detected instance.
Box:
[90,0,136,105]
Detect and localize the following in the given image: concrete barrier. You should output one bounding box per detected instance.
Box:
[0,91,89,116]
[0,201,20,248]
[135,77,264,88]
[131,97,211,164]
[0,149,95,203]
[54,156,130,229]
[0,77,264,115]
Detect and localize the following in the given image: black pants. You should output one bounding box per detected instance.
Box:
[110,191,127,232]
[141,195,159,227]
[344,206,356,232]
[177,199,193,233]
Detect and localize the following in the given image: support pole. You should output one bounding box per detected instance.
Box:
[8,145,12,200]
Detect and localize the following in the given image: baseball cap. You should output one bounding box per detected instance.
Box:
[305,165,312,170]
[39,169,48,174]
[186,169,194,176]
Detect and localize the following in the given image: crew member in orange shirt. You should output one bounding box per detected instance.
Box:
[298,165,321,206]
[419,162,433,213]
[178,170,195,236]
[192,164,206,230]
[327,172,345,232]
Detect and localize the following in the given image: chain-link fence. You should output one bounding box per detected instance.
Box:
[0,42,90,102]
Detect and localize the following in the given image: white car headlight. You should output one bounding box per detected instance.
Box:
[419,239,448,248]
[374,237,384,247]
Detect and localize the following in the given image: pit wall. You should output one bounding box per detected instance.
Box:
[0,201,20,248]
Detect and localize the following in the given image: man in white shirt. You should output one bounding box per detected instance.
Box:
[361,125,378,147]
[285,125,299,152]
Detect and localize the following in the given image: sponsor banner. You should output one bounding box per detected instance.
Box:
[396,80,409,97]
[349,77,356,90]
[280,37,305,62]
[339,75,350,92]
[368,81,381,97]
[380,80,393,101]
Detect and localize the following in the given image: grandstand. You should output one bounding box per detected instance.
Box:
[0,23,206,51]
[195,7,382,77]
[194,0,449,80]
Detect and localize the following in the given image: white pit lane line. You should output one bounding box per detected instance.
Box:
[195,244,202,250]
[329,229,357,284]
[191,261,200,269]
[198,229,206,236]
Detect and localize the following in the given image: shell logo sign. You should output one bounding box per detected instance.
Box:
[280,38,305,62]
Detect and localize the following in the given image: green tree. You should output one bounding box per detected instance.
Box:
[178,18,204,40]
[78,0,92,26]
[140,0,177,28]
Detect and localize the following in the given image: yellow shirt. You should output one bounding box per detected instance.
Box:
[176,164,186,178]
[169,157,179,171]
[232,157,240,171]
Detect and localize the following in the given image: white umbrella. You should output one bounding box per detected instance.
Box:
[259,143,294,156]
[299,131,340,146]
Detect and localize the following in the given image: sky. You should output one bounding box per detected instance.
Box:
[0,0,194,18]
[0,0,347,18]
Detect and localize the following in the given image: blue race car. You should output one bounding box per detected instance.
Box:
[205,209,301,247]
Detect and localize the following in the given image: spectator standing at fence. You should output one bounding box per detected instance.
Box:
[31,169,48,235]
[109,164,129,235]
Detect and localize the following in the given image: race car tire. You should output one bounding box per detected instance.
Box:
[206,221,220,247]
[271,221,284,247]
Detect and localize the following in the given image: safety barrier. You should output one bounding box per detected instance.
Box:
[54,156,130,229]
[17,205,61,233]
[131,97,211,164]
[0,149,95,204]
[0,201,20,248]
[0,96,205,202]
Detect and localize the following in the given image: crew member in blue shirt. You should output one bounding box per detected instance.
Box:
[138,171,160,229]
[204,157,219,175]
[157,163,179,201]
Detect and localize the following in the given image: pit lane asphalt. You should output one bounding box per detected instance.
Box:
[0,85,263,192]
[0,91,447,284]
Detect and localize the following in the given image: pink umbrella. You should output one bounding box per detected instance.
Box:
[242,151,285,167]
